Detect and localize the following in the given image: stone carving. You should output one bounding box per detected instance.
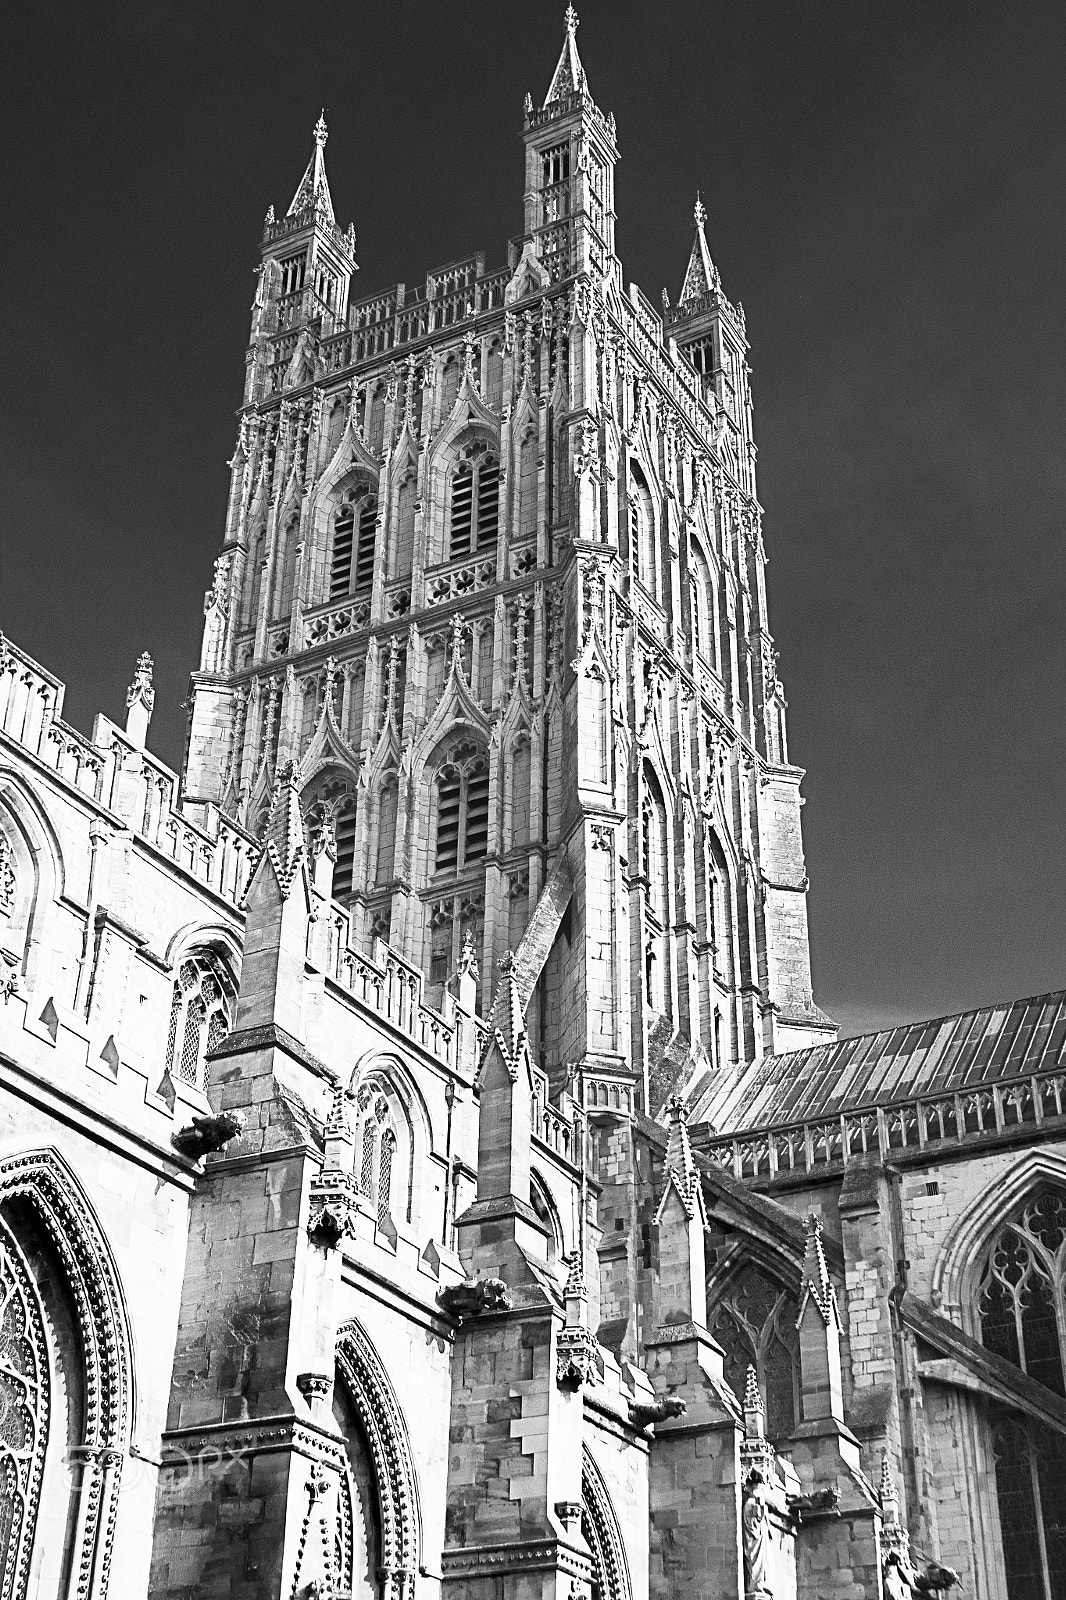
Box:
[335,1317,420,1586]
[556,1327,597,1390]
[628,1396,686,1431]
[741,1469,772,1598]
[787,1486,839,1522]
[125,650,155,716]
[436,1277,512,1320]
[0,833,15,916]
[307,1189,357,1249]
[171,1109,244,1160]
[0,1150,132,1598]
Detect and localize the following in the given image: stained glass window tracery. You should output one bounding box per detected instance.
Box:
[978,1188,1066,1599]
[708,1263,799,1441]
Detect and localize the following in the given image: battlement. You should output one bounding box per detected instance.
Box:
[0,632,256,909]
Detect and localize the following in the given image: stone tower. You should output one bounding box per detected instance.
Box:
[182,6,833,1117]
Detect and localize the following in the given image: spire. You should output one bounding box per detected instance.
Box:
[679,192,721,306]
[544,6,587,106]
[287,111,335,226]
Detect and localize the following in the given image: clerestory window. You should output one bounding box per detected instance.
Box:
[978,1189,1066,1600]
[449,443,499,561]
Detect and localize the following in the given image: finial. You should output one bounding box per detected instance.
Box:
[264,204,276,227]
[565,4,579,33]
[126,651,155,714]
[743,1364,762,1414]
[694,192,707,230]
[314,110,328,147]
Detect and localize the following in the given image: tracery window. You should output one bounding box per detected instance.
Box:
[330,486,377,600]
[0,1219,48,1600]
[434,745,490,874]
[354,1081,398,1226]
[449,442,499,561]
[708,1264,800,1441]
[978,1189,1066,1600]
[165,954,234,1091]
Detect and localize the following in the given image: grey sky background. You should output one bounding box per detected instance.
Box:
[2,0,1063,1036]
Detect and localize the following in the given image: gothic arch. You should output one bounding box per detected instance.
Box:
[349,1051,433,1229]
[582,1445,632,1600]
[0,768,64,987]
[0,1209,49,1600]
[334,1318,420,1596]
[0,1148,134,1599]
[933,1151,1066,1327]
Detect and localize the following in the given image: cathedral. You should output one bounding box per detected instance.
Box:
[1,11,1063,1598]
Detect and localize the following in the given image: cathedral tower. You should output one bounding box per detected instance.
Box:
[182,8,832,1110]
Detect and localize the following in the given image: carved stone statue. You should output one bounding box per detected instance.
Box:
[742,1471,772,1599]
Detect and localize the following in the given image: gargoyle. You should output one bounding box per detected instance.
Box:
[788,1486,841,1521]
[436,1277,512,1320]
[916,1565,961,1593]
[307,1200,352,1249]
[172,1110,244,1160]
[629,1396,687,1431]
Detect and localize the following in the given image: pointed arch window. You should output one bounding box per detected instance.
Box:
[354,1081,399,1226]
[708,1264,800,1441]
[628,462,657,600]
[978,1189,1066,1600]
[449,442,499,561]
[331,486,377,600]
[434,744,490,874]
[166,954,235,1091]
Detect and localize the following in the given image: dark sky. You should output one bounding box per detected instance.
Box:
[2,0,1064,1037]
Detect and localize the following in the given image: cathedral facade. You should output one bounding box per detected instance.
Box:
[0,11,1063,1599]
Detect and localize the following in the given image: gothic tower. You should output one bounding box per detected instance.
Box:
[182,7,833,1112]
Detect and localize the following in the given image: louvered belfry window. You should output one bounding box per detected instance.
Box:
[332,806,358,898]
[331,486,377,600]
[434,745,490,874]
[449,443,499,560]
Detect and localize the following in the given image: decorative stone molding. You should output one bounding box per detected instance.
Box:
[335,1318,420,1591]
[0,1149,133,1600]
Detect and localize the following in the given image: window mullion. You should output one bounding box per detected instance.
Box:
[1028,1431,1054,1600]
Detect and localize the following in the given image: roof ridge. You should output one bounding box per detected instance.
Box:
[764,985,1066,1066]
